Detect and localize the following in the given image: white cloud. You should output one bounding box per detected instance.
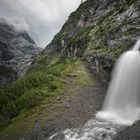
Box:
[0,16,30,32]
[0,0,81,47]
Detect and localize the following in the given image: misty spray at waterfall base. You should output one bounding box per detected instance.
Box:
[97,40,140,125]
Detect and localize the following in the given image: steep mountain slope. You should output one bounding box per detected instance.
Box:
[0,22,40,85]
[41,0,139,84]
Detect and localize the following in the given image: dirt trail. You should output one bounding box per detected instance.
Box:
[22,64,106,140]
[0,63,106,140]
[24,87,106,140]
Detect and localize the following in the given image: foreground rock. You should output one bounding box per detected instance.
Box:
[114,121,140,140]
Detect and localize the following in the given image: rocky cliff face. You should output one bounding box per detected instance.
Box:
[0,22,40,85]
[43,0,140,85]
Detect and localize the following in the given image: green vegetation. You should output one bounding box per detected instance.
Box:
[0,94,60,140]
[0,60,96,140]
[85,3,137,59]
[0,56,80,131]
[65,26,92,57]
[68,63,96,86]
[67,26,91,46]
[87,14,118,53]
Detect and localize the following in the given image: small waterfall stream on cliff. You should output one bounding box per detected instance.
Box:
[48,40,140,140]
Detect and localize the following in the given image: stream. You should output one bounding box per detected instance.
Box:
[48,116,126,140]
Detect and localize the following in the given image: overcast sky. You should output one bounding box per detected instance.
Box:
[0,0,81,47]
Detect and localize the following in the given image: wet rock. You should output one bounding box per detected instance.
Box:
[57,96,61,100]
[102,133,107,138]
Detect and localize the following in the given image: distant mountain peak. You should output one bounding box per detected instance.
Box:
[0,22,41,85]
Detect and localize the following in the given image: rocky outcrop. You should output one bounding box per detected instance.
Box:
[44,0,140,85]
[0,22,41,85]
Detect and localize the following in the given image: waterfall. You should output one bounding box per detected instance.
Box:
[49,40,140,140]
[97,40,140,125]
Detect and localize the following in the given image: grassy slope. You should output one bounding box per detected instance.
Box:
[0,56,81,132]
[0,60,97,140]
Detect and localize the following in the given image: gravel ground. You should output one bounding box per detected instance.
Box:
[23,83,106,140]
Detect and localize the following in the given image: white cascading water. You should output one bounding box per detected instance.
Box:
[49,40,140,140]
[97,39,140,125]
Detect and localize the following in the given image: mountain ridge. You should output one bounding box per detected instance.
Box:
[42,0,139,84]
[0,22,41,85]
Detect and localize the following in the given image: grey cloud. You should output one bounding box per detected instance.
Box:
[0,0,81,47]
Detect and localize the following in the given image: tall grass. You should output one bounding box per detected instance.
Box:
[0,57,79,129]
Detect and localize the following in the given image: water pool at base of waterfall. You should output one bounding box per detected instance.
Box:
[48,117,126,140]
